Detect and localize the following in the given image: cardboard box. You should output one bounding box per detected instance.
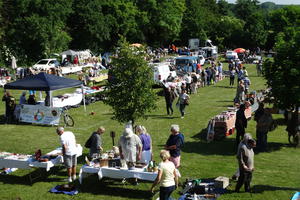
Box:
[214,176,229,189]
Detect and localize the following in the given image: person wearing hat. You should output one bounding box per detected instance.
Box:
[118,128,142,169]
[56,127,77,183]
[235,138,256,193]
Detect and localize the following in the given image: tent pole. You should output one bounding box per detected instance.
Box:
[50,91,53,107]
[81,85,86,112]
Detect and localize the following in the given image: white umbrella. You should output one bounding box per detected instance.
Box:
[11,56,17,69]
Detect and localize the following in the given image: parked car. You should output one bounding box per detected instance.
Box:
[225,51,238,61]
[32,59,60,71]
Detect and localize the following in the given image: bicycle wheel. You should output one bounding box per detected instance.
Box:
[64,114,74,127]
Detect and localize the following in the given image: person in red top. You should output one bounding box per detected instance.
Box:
[73,56,79,65]
[196,63,202,74]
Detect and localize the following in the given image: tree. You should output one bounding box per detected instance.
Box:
[136,0,186,46]
[180,0,218,46]
[264,27,300,112]
[234,0,259,21]
[69,0,140,52]
[214,16,245,50]
[104,37,157,125]
[2,0,72,64]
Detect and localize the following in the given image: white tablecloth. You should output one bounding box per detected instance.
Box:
[79,165,157,184]
[52,92,83,108]
[0,144,82,172]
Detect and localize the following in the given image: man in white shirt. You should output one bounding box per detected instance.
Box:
[56,127,77,182]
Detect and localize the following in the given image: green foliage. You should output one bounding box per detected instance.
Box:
[69,0,140,52]
[264,27,300,109]
[104,37,157,124]
[234,0,259,21]
[214,16,245,49]
[137,0,186,46]
[2,0,72,64]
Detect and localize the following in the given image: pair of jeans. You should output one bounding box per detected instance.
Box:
[235,169,252,192]
[160,185,176,200]
[166,102,173,115]
[179,104,186,117]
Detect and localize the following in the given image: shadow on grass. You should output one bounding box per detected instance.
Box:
[213,85,235,89]
[79,176,153,199]
[145,114,180,120]
[0,167,63,185]
[252,184,300,193]
[185,129,287,156]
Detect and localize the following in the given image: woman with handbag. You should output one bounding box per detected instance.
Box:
[177,89,189,119]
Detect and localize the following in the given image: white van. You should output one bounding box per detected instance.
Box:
[150,63,176,85]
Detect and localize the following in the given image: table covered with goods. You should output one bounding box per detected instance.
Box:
[79,151,158,184]
[0,144,82,172]
[207,106,252,142]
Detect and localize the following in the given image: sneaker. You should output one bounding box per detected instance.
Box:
[181,116,184,119]
[68,177,73,183]
[72,175,76,181]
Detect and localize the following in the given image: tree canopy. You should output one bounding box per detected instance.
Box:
[103,38,157,125]
[0,1,300,64]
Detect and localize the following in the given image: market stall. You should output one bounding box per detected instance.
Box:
[0,144,82,172]
[79,165,157,184]
[4,72,84,125]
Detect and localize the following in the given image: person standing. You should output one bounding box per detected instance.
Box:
[118,128,142,169]
[256,60,263,76]
[2,91,16,123]
[236,80,245,104]
[229,68,235,86]
[232,133,252,180]
[256,108,273,152]
[56,127,77,183]
[178,89,189,119]
[164,86,176,116]
[150,150,178,200]
[19,91,27,105]
[165,124,184,168]
[136,125,152,164]
[87,127,105,158]
[235,139,256,193]
[235,104,247,148]
[185,74,192,94]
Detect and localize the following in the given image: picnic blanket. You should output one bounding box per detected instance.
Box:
[49,185,78,196]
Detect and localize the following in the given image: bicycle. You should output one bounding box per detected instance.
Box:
[61,106,74,127]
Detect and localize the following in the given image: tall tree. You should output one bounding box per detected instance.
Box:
[137,0,185,46]
[104,37,157,125]
[264,27,300,111]
[180,0,218,46]
[265,6,300,50]
[3,0,72,64]
[69,0,140,52]
[234,0,259,21]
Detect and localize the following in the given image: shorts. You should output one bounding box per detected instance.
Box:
[63,154,77,168]
[169,156,181,168]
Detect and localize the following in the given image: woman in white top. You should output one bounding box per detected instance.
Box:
[150,150,178,200]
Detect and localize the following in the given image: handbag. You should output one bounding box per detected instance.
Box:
[184,99,189,105]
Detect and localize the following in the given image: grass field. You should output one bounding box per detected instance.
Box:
[0,63,299,200]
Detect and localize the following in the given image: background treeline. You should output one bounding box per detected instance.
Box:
[0,0,299,65]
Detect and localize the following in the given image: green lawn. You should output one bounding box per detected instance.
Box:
[0,64,299,200]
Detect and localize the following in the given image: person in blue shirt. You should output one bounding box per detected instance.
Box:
[165,124,184,168]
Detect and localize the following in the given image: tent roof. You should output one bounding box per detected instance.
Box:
[4,72,82,91]
[60,49,77,56]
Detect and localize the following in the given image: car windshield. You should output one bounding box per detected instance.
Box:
[37,60,48,64]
